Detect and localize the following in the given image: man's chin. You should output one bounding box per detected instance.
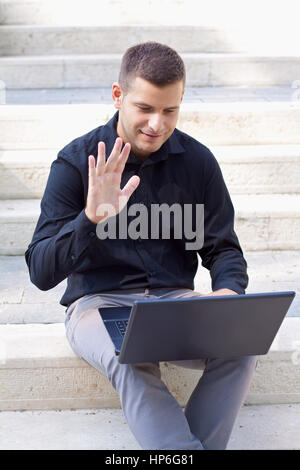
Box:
[137,144,161,157]
[139,135,166,150]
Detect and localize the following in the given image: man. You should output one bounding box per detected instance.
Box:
[25,42,257,450]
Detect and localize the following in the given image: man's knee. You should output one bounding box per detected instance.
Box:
[107,360,161,391]
[205,355,258,375]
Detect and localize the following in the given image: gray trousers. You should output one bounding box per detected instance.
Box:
[65,287,257,450]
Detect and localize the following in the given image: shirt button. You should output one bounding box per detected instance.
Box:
[89,232,96,238]
[71,254,76,261]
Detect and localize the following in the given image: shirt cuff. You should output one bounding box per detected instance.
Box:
[72,209,98,241]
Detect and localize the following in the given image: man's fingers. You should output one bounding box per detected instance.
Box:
[105,137,123,172]
[98,138,131,176]
[115,142,131,173]
[88,154,96,188]
[96,141,106,177]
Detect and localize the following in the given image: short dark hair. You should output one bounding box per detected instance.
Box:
[119,42,186,94]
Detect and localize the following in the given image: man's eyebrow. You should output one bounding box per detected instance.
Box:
[134,101,180,110]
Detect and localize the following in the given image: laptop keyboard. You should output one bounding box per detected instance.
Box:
[116,320,129,337]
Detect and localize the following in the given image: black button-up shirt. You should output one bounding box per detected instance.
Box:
[25,111,248,307]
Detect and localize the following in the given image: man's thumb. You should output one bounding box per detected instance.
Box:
[121,175,140,200]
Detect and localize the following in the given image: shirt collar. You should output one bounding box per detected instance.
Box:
[103,111,185,167]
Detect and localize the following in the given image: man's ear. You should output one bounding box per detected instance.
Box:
[112,82,123,110]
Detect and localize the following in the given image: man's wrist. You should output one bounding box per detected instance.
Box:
[84,208,105,225]
[205,288,239,297]
[84,208,97,224]
[215,288,238,295]
[84,208,107,225]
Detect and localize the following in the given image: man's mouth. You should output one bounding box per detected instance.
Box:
[141,131,162,139]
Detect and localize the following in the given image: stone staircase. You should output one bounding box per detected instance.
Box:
[0,0,300,449]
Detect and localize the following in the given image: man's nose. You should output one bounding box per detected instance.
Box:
[148,114,163,133]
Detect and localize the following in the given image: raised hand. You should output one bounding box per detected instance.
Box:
[85,137,140,224]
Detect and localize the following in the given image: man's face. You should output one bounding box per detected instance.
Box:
[113,76,184,160]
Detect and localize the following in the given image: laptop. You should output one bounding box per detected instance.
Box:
[98,291,295,364]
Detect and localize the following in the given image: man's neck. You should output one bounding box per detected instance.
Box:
[135,152,150,162]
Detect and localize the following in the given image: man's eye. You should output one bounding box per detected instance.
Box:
[138,107,175,113]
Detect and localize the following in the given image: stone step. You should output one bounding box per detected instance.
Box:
[0,318,299,412]
[1,144,300,199]
[1,404,300,450]
[0,0,297,29]
[1,251,299,325]
[0,148,55,199]
[1,53,300,89]
[4,86,296,105]
[1,195,300,255]
[1,102,300,147]
[1,24,299,56]
[212,144,300,195]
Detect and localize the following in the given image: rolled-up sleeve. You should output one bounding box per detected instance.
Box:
[198,151,248,295]
[25,154,97,291]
